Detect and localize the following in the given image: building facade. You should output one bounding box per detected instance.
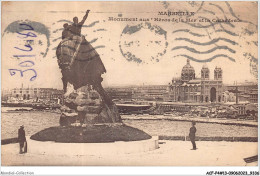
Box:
[168,59,223,103]
[106,87,133,100]
[132,85,168,101]
[105,85,168,101]
[11,87,40,100]
[6,87,63,102]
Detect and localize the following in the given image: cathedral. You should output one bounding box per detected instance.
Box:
[168,59,223,103]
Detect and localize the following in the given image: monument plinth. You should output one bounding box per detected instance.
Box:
[59,85,121,126]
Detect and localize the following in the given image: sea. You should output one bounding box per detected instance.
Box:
[1,107,258,140]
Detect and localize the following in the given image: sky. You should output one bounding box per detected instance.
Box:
[1,1,258,90]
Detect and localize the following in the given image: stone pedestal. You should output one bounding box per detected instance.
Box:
[60,84,121,126]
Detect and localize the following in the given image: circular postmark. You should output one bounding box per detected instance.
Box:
[119,22,168,64]
[3,20,50,59]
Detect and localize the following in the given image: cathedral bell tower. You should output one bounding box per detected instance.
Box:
[214,67,222,80]
[201,64,210,80]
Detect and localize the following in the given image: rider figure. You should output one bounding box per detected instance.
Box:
[62,10,90,39]
[69,10,90,36]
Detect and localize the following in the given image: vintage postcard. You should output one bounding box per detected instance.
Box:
[1,0,258,172]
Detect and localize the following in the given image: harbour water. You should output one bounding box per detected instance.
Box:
[1,111,257,140]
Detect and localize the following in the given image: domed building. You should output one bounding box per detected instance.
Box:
[168,59,223,103]
[181,59,195,82]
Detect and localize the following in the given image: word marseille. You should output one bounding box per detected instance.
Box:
[158,11,195,16]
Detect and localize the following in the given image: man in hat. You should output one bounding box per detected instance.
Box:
[189,122,197,150]
[18,125,26,154]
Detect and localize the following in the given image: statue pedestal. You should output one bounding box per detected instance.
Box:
[60,85,120,126]
[30,124,154,144]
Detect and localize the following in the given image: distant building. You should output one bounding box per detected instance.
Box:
[222,91,235,103]
[1,89,11,101]
[6,87,63,102]
[248,89,258,103]
[10,87,40,100]
[105,85,168,101]
[132,85,168,101]
[231,103,258,117]
[225,82,258,103]
[167,59,223,103]
[38,88,63,101]
[106,87,133,100]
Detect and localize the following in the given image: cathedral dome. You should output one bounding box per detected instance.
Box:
[181,59,195,81]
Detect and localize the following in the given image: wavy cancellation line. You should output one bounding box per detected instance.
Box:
[53,28,106,34]
[172,29,206,37]
[203,9,215,16]
[171,45,236,54]
[191,1,257,28]
[179,22,238,37]
[199,1,246,27]
[225,2,256,27]
[56,20,99,28]
[52,36,98,48]
[173,27,238,38]
[194,1,204,15]
[94,29,107,32]
[210,1,257,27]
[214,29,238,37]
[53,28,63,34]
[209,3,225,14]
[218,23,238,36]
[52,45,105,51]
[208,3,235,28]
[174,54,235,63]
[175,37,238,46]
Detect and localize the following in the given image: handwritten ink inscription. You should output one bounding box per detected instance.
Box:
[9,23,37,81]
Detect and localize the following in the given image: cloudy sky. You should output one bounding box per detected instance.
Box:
[1,1,258,89]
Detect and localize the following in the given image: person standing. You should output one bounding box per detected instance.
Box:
[18,125,26,154]
[189,122,197,150]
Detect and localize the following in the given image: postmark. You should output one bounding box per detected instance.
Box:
[3,20,50,58]
[3,21,51,82]
[119,22,168,64]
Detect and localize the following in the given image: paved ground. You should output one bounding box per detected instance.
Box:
[1,141,258,166]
